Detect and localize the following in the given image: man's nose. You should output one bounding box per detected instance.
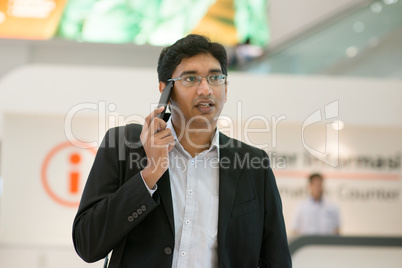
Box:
[196,77,211,95]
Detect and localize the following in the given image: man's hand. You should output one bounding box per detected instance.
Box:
[140,106,175,189]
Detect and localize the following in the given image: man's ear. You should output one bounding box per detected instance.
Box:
[159,82,166,93]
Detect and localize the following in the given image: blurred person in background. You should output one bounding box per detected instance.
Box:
[292,173,340,236]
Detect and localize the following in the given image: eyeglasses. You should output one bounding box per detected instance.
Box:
[168,74,227,86]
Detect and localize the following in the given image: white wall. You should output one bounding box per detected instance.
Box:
[0,64,401,135]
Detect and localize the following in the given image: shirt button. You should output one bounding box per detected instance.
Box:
[164,247,172,255]
[127,216,134,222]
[188,190,193,195]
[141,205,147,211]
[137,208,143,215]
[132,212,139,219]
[185,220,190,225]
[181,251,186,257]
[190,160,194,165]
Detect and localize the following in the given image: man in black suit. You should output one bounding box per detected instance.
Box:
[73,34,291,268]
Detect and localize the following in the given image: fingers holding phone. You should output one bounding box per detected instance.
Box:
[140,106,175,188]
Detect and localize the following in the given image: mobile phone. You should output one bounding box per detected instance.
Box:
[156,80,174,119]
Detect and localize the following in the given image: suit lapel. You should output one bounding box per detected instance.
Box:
[217,133,242,263]
[156,113,175,234]
[157,170,175,235]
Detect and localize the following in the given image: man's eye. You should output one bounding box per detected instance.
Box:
[184,75,197,82]
[210,74,224,81]
[209,75,219,81]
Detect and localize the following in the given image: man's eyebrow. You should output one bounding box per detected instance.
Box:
[208,69,223,74]
[179,70,197,76]
[179,69,223,76]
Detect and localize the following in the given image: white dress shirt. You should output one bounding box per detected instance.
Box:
[167,118,220,268]
[141,118,220,268]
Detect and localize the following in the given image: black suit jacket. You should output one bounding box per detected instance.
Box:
[73,124,291,268]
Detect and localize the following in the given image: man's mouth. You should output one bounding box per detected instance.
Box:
[196,103,213,108]
[195,100,214,108]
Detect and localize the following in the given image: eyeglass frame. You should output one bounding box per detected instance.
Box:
[167,74,227,86]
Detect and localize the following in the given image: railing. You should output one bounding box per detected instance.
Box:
[289,235,402,268]
[290,235,402,254]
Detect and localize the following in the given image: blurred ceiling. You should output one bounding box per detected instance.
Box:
[240,0,402,79]
[0,0,400,80]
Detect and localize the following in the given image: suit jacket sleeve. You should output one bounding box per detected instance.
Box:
[260,150,292,267]
[72,127,159,263]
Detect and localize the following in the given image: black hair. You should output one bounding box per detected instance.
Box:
[308,173,324,184]
[157,34,228,83]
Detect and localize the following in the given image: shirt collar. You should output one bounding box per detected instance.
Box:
[309,196,324,204]
[166,117,220,157]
